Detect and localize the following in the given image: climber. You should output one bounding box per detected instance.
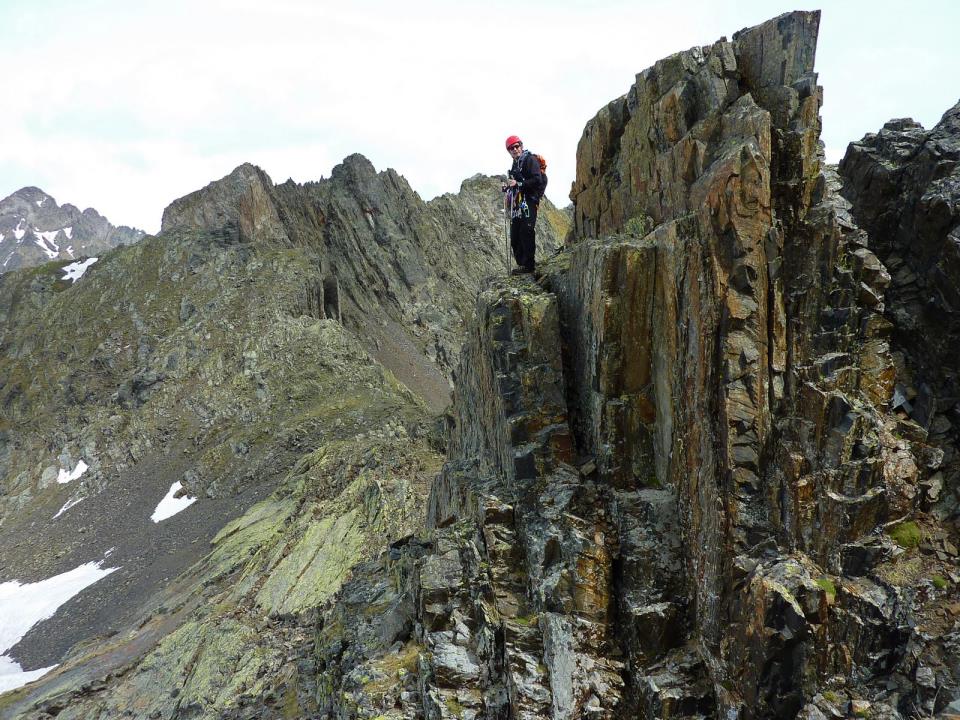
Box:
[501,135,546,275]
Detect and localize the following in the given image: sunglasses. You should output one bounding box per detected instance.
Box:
[508,143,522,151]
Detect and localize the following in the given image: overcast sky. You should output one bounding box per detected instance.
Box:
[2,0,958,233]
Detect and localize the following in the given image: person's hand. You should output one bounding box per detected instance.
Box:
[507,179,518,188]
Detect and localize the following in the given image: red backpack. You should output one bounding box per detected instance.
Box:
[532,153,548,192]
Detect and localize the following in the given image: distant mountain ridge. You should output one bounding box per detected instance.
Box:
[0,187,143,274]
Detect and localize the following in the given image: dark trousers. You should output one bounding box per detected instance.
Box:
[510,201,538,270]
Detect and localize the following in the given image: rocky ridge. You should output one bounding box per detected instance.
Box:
[0,158,566,718]
[839,101,960,714]
[0,187,143,274]
[293,11,959,719]
[159,158,567,408]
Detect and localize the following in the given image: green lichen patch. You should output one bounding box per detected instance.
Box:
[282,682,302,719]
[0,685,28,713]
[445,696,466,718]
[362,643,421,697]
[545,204,573,236]
[254,509,365,614]
[887,521,922,548]
[624,212,654,238]
[932,574,949,590]
[815,577,837,600]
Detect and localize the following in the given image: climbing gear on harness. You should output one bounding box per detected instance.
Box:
[505,179,530,220]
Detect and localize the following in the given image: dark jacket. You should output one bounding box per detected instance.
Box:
[509,151,546,202]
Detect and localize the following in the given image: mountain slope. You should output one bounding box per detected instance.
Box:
[0,158,567,717]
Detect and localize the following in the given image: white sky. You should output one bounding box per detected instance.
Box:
[1,0,957,234]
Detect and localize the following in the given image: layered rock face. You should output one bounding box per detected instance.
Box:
[0,187,143,273]
[839,104,960,459]
[306,11,959,720]
[566,11,893,711]
[549,11,956,716]
[314,283,624,719]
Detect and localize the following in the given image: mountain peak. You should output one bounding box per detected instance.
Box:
[0,188,141,274]
[328,154,381,189]
[1,186,56,210]
[160,162,283,242]
[226,162,274,185]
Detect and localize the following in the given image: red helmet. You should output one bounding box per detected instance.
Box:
[505,135,522,150]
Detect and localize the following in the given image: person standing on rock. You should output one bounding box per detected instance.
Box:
[502,135,547,275]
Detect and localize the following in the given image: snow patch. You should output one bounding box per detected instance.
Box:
[151,481,197,523]
[63,226,73,240]
[0,655,55,694]
[36,197,45,207]
[0,232,4,243]
[0,561,118,693]
[13,219,26,241]
[57,460,88,484]
[53,495,83,519]
[65,245,75,258]
[61,257,98,282]
[2,253,12,268]
[33,228,61,259]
